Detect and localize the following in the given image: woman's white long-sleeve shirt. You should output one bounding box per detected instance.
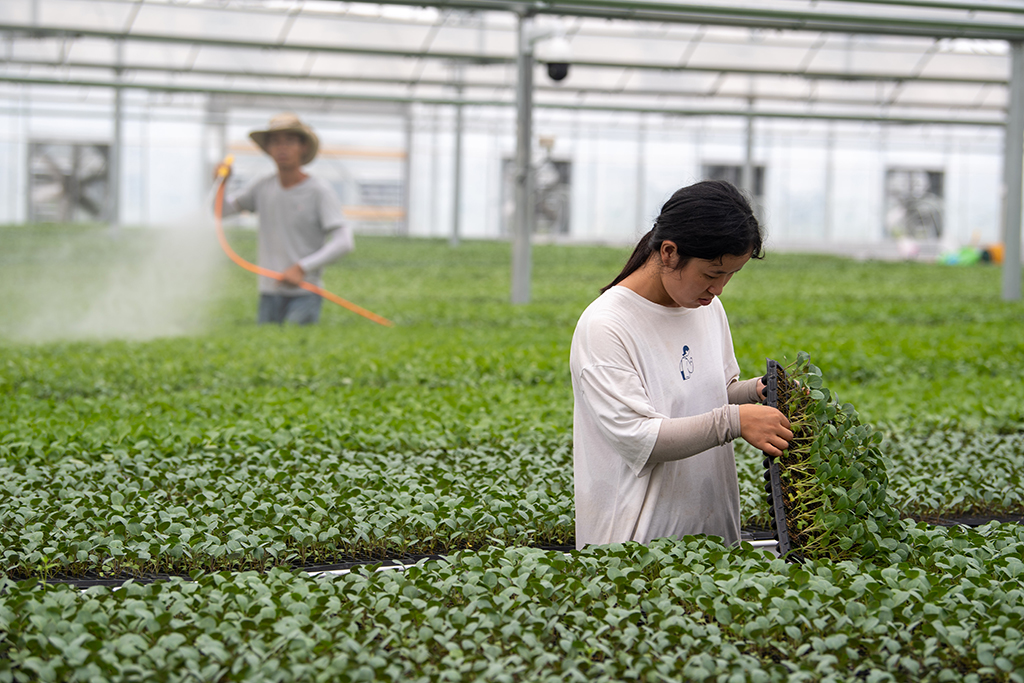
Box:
[570,286,745,549]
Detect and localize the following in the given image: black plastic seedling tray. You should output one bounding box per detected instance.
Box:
[762,358,794,560]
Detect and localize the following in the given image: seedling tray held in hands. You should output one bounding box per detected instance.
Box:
[762,358,793,559]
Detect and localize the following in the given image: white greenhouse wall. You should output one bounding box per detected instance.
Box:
[0,85,1009,260]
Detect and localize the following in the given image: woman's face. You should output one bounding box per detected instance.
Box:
[659,244,752,309]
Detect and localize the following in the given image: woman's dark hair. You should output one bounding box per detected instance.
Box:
[601,179,763,293]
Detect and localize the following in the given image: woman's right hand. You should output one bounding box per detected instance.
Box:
[738,404,793,457]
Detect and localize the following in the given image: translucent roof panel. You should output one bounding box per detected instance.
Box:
[1,0,1020,126]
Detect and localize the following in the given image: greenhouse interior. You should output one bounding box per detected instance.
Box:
[4,0,1024,297]
[3,2,1024,682]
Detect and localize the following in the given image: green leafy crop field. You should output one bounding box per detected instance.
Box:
[1,224,1023,681]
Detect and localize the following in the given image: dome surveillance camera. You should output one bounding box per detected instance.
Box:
[542,35,572,83]
[547,62,570,81]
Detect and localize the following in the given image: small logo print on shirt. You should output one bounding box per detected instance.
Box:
[679,345,695,380]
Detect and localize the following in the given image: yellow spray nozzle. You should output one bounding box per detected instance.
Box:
[217,155,235,178]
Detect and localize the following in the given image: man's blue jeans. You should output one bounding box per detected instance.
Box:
[258,294,322,325]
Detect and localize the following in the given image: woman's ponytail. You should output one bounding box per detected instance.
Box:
[601,229,656,293]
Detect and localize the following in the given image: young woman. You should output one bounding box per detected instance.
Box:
[570,180,792,549]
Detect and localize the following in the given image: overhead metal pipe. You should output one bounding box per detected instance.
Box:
[316,0,1024,41]
[754,0,1024,15]
[0,75,1006,127]
[0,37,1012,88]
[2,56,1012,98]
[0,23,507,64]
[1002,41,1024,302]
[68,0,1024,20]
[54,0,1024,21]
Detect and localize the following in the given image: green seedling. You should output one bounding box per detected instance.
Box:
[770,352,904,562]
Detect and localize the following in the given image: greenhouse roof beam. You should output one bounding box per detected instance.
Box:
[844,0,1024,11]
[363,0,1024,41]
[0,24,509,65]
[0,29,1008,87]
[63,0,1024,21]
[1,56,1008,91]
[16,3,1015,44]
[16,3,998,60]
[543,62,1006,85]
[0,74,1002,127]
[1,57,1004,111]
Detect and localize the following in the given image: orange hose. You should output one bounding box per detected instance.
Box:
[213,167,394,328]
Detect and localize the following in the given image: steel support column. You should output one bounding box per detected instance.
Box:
[1003,41,1024,301]
[203,95,227,198]
[742,98,755,199]
[107,40,124,232]
[451,82,464,247]
[824,123,835,242]
[511,13,534,305]
[402,104,413,236]
[634,113,646,231]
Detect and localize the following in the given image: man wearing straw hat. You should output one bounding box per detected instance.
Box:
[220,112,352,325]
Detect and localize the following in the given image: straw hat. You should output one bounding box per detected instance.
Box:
[249,113,320,166]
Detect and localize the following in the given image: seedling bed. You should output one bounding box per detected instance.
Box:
[905,513,1024,527]
[43,544,579,589]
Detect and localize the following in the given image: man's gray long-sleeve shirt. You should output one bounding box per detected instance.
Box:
[224,174,352,295]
